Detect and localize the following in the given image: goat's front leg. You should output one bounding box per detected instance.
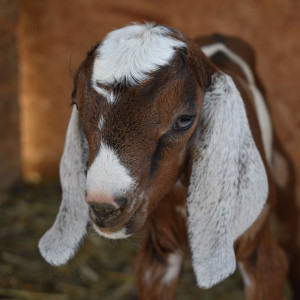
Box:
[135,234,185,300]
[135,188,188,300]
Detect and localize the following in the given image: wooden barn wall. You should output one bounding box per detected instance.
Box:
[14,0,300,199]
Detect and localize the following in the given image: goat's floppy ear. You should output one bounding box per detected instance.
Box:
[187,73,268,288]
[39,106,89,266]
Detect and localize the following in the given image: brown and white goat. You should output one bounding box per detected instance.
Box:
[39,23,300,299]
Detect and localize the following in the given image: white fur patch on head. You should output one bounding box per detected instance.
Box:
[86,143,135,197]
[187,73,268,289]
[92,23,186,99]
[201,43,273,165]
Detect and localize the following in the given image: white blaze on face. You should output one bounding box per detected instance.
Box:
[86,143,135,197]
[92,23,186,101]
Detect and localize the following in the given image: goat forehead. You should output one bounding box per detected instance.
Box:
[91,23,186,101]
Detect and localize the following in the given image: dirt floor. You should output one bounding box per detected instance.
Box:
[0,182,295,299]
[0,182,250,300]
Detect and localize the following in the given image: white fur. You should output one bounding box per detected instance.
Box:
[187,73,268,288]
[92,23,186,100]
[144,268,152,284]
[238,262,252,287]
[86,143,135,197]
[93,224,130,239]
[98,116,104,131]
[39,107,89,266]
[201,43,255,84]
[201,43,273,165]
[104,91,118,104]
[163,252,183,285]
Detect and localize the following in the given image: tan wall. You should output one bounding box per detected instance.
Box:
[0,0,21,191]
[18,0,300,196]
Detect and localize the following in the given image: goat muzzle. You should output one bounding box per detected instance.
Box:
[88,198,129,229]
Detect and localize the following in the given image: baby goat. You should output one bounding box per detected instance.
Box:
[39,23,300,299]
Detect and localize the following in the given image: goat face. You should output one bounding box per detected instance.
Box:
[39,23,269,289]
[75,38,204,239]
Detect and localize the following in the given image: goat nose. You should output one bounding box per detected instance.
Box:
[87,197,128,228]
[86,196,128,228]
[89,201,118,219]
[86,192,118,209]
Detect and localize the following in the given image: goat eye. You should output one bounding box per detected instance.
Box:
[173,115,194,130]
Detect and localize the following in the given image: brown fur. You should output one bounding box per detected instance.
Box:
[273,133,300,298]
[135,176,188,300]
[72,29,300,299]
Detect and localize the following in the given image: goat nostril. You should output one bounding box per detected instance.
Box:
[114,197,128,208]
[89,201,125,228]
[89,202,117,217]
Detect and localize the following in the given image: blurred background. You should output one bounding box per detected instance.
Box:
[0,0,299,299]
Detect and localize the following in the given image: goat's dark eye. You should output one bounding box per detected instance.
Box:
[173,115,195,130]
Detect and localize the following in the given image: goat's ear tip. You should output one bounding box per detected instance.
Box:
[193,260,236,289]
[38,229,77,267]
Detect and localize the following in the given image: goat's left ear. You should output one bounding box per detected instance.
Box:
[187,72,268,288]
[38,106,89,266]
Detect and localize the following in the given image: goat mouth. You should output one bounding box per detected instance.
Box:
[91,199,145,238]
[92,224,131,239]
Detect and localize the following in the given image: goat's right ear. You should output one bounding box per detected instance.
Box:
[186,72,268,289]
[39,106,90,266]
